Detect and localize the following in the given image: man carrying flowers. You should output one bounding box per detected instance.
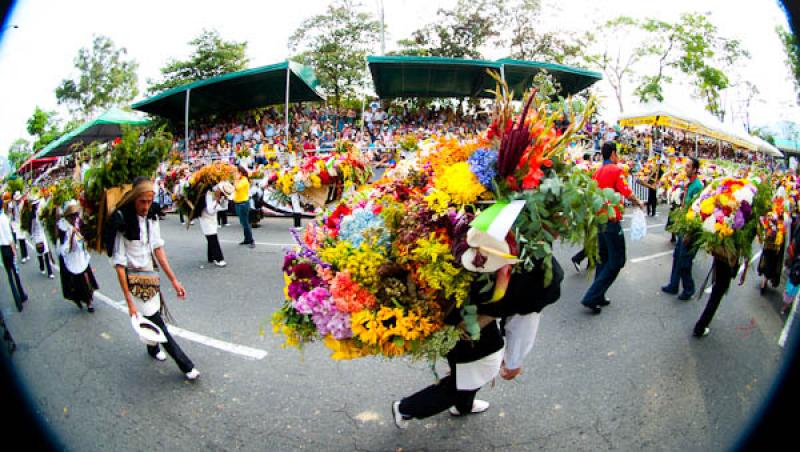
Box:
[662,157,703,300]
[580,142,645,314]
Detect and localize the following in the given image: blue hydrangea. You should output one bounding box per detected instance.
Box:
[338,208,390,250]
[468,148,498,189]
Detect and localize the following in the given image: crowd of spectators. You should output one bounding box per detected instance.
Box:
[172,102,490,166]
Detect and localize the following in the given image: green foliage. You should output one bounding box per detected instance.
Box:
[290,0,380,108]
[394,0,503,59]
[777,26,800,105]
[635,13,750,119]
[26,107,62,151]
[7,138,32,170]
[147,29,249,94]
[583,16,648,111]
[500,0,587,66]
[41,179,82,245]
[55,35,139,118]
[5,177,25,194]
[82,125,172,204]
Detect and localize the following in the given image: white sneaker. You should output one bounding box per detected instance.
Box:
[185,368,200,380]
[214,260,227,267]
[40,270,46,275]
[48,274,55,279]
[449,399,490,416]
[190,221,195,226]
[694,327,711,338]
[392,401,409,429]
[153,350,167,361]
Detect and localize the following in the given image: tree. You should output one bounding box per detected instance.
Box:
[55,35,139,118]
[290,0,380,108]
[777,26,800,104]
[7,138,32,170]
[148,29,249,94]
[633,13,749,120]
[584,16,647,112]
[500,0,587,66]
[393,0,504,59]
[26,106,61,151]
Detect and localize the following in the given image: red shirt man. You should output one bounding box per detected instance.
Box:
[594,160,634,222]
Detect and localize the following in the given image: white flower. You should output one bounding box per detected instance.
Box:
[733,186,754,205]
[702,215,717,233]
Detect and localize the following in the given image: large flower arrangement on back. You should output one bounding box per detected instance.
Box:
[273,75,620,361]
[672,177,771,260]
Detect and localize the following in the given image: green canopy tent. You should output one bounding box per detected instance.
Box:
[35,107,150,158]
[366,55,602,99]
[497,59,602,98]
[131,60,325,157]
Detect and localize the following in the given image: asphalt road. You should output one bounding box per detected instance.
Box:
[0,207,791,451]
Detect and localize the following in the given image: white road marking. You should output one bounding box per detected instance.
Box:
[623,223,666,232]
[92,292,268,361]
[30,239,269,361]
[630,250,673,263]
[219,240,294,247]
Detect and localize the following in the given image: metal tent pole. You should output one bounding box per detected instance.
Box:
[285,62,291,152]
[184,88,191,161]
[285,62,300,228]
[695,133,698,158]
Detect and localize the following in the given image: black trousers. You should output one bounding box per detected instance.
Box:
[178,208,185,224]
[217,210,228,226]
[145,311,194,373]
[647,188,657,216]
[694,257,734,335]
[37,251,53,276]
[12,232,27,260]
[398,358,478,419]
[572,248,587,264]
[205,234,224,262]
[1,246,26,311]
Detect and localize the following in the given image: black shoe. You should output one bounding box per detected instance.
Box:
[759,284,766,296]
[571,259,581,273]
[21,295,28,304]
[661,285,679,295]
[598,298,610,306]
[87,304,95,313]
[678,291,695,301]
[693,327,710,338]
[582,303,602,314]
[238,241,248,245]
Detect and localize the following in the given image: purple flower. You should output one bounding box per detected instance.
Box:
[288,280,310,300]
[733,209,745,229]
[740,201,752,219]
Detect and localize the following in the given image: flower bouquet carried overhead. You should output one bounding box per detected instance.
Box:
[673,177,771,264]
[179,161,236,223]
[273,72,619,362]
[272,142,372,208]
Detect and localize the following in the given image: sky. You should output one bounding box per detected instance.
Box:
[0,0,796,157]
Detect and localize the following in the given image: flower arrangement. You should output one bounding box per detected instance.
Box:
[180,162,236,220]
[759,197,786,250]
[675,177,771,259]
[273,144,372,206]
[273,73,620,362]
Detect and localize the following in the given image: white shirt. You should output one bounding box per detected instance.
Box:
[0,211,14,246]
[199,190,227,236]
[111,216,165,271]
[111,215,166,317]
[57,218,90,274]
[454,313,542,390]
[31,204,48,251]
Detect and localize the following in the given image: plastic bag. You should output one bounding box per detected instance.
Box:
[630,208,647,241]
